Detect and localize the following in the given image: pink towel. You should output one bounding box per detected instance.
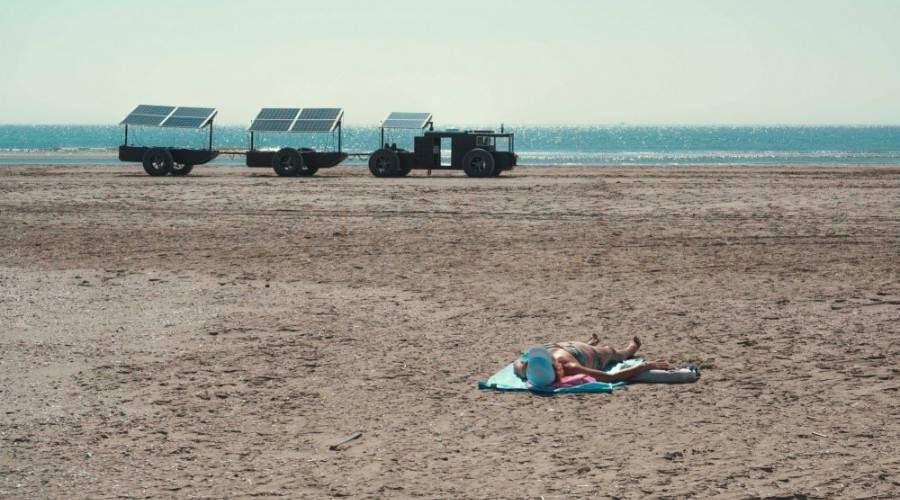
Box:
[528,374,596,388]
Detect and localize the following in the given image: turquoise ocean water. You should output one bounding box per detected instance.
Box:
[0,124,897,165]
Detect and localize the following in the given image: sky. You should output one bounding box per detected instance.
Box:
[0,0,898,126]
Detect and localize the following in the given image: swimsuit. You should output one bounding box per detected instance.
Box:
[542,342,593,368]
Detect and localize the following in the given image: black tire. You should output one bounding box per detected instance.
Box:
[397,166,412,177]
[171,164,194,176]
[462,148,495,177]
[491,167,502,177]
[368,148,401,177]
[142,148,174,176]
[272,147,304,177]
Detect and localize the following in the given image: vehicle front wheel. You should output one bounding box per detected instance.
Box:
[368,148,401,177]
[142,148,174,176]
[462,148,495,177]
[171,164,194,176]
[272,147,304,176]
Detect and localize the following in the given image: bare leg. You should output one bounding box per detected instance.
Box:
[597,337,642,364]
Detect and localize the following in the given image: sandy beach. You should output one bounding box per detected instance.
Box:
[1,163,898,499]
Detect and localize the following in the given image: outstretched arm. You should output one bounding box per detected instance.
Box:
[565,359,671,383]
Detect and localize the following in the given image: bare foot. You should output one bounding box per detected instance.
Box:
[625,336,642,357]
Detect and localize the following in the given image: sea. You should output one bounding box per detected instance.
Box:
[0,125,898,166]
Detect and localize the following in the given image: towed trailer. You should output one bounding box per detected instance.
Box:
[368,112,517,178]
[118,105,219,176]
[245,107,348,176]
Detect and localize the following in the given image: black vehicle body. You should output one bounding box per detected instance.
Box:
[118,146,219,166]
[369,128,517,178]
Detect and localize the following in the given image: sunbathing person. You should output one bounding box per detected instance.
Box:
[512,335,674,385]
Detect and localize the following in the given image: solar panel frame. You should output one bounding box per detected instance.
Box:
[380,112,432,129]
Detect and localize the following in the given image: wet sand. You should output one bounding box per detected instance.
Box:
[1,164,898,498]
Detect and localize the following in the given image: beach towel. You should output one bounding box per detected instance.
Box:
[477,357,700,393]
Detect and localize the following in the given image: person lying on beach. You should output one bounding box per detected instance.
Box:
[512,335,673,385]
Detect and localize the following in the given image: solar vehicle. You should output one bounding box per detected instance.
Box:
[368,112,517,178]
[246,107,348,176]
[118,105,219,176]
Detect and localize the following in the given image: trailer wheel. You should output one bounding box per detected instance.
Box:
[462,149,495,177]
[273,147,304,176]
[171,164,194,176]
[142,148,174,176]
[369,148,400,177]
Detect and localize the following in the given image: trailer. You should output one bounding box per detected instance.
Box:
[245,107,348,176]
[118,105,219,176]
[368,112,517,177]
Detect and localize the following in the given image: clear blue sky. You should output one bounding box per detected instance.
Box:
[1,0,897,125]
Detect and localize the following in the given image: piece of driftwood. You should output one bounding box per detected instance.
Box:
[329,432,363,451]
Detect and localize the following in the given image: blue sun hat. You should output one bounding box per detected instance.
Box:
[525,347,556,387]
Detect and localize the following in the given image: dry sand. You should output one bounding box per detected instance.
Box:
[1,163,898,499]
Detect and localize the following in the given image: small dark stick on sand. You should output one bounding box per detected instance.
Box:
[329,432,363,451]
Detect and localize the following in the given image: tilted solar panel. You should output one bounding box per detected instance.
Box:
[256,108,301,120]
[132,105,176,116]
[298,108,342,121]
[161,116,208,128]
[120,105,216,128]
[250,107,343,133]
[290,120,336,133]
[121,114,169,127]
[169,107,216,118]
[249,120,294,132]
[380,112,432,129]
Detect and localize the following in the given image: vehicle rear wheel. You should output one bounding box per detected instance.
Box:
[142,148,174,176]
[272,147,303,176]
[298,165,319,176]
[368,148,400,177]
[462,148,495,177]
[397,166,412,177]
[171,164,194,176]
[491,167,502,177]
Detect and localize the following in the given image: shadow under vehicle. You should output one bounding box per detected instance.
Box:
[118,104,219,176]
[368,112,517,178]
[245,107,347,177]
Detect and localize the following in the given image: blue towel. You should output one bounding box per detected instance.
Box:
[476,358,644,393]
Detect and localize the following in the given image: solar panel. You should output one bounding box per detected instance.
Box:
[160,116,208,128]
[120,104,216,128]
[121,114,169,126]
[298,108,342,120]
[169,107,216,118]
[380,112,432,129]
[290,120,336,133]
[120,104,174,127]
[256,108,300,120]
[249,107,343,133]
[132,105,176,116]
